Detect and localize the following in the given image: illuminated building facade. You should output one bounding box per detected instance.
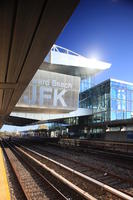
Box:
[80,79,133,123]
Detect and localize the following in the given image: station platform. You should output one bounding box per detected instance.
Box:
[0,147,10,200]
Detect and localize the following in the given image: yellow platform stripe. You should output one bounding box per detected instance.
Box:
[0,147,11,200]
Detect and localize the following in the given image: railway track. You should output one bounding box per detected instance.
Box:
[9,142,133,200]
[47,141,133,172]
[49,141,133,169]
[31,145,133,195]
[30,144,133,181]
[2,141,96,200]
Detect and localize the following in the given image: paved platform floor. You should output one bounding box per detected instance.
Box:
[0,147,10,200]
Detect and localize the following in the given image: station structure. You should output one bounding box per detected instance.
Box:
[10,45,133,142]
[10,44,111,121]
[9,45,109,127]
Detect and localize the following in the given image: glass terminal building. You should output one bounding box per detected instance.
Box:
[80,78,133,123]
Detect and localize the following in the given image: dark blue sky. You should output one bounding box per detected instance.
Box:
[56,0,133,83]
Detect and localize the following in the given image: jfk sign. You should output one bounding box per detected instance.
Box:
[16,70,80,112]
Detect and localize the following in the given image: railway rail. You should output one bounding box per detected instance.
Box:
[48,140,133,170]
[27,144,133,193]
[8,142,133,200]
[2,141,96,200]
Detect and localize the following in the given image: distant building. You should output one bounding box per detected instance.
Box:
[80,78,133,122]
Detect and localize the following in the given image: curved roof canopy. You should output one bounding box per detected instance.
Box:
[40,44,111,76]
[0,0,79,127]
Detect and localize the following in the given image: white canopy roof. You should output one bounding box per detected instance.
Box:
[42,44,111,76]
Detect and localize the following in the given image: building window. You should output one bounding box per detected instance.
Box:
[127,112,131,119]
[111,99,117,111]
[111,87,117,99]
[111,111,117,120]
[117,112,124,120]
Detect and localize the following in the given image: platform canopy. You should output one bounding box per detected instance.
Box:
[4,116,38,126]
[40,44,111,77]
[11,108,92,122]
[0,0,79,127]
